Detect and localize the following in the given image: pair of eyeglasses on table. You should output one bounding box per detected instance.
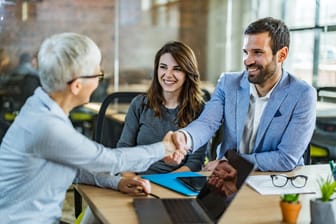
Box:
[270,174,308,188]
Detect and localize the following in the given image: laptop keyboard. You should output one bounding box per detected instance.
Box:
[162,199,211,224]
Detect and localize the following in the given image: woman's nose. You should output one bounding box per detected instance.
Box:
[165,69,174,77]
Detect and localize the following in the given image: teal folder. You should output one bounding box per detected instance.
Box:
[141,172,204,196]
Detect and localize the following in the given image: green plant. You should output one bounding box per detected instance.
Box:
[281,194,300,203]
[319,176,336,202]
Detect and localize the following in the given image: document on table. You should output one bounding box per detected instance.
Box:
[246,175,317,195]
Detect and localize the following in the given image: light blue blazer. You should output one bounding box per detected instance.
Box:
[183,70,316,171]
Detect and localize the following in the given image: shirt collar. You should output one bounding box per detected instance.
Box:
[249,76,281,100]
[35,87,70,119]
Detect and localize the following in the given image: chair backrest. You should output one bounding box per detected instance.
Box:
[201,88,211,102]
[94,91,144,145]
[303,144,311,165]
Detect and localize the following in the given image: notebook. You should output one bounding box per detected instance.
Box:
[133,153,254,224]
[142,172,205,196]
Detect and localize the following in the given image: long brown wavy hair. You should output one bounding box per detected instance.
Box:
[147,41,204,128]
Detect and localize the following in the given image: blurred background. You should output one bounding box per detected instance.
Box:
[0,0,335,93]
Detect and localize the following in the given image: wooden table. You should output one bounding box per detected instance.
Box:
[75,164,330,224]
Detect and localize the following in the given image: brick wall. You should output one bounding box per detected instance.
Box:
[0,0,115,73]
[0,0,209,84]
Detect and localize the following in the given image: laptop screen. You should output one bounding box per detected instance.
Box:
[197,152,254,221]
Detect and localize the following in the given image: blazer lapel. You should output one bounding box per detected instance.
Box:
[254,71,290,150]
[237,74,250,146]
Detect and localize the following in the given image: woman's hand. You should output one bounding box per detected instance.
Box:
[118,176,151,196]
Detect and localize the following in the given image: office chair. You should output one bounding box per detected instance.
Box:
[201,88,211,102]
[74,91,144,218]
[94,91,145,144]
[303,144,311,165]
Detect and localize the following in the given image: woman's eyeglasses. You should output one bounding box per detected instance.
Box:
[270,174,308,188]
[67,71,104,84]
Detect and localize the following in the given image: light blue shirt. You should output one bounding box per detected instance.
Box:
[0,87,165,224]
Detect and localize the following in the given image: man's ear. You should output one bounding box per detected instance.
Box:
[68,79,81,95]
[277,46,288,63]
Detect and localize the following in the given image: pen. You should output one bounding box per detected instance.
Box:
[147,192,161,199]
[138,188,160,199]
[132,185,161,199]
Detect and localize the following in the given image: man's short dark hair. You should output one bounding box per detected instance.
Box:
[244,17,290,55]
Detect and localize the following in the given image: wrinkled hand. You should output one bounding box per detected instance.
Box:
[118,176,151,196]
[162,131,188,165]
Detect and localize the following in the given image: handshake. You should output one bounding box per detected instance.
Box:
[162,131,189,165]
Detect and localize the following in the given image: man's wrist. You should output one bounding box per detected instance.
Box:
[178,130,192,151]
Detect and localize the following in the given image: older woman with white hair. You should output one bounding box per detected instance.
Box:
[0,32,185,224]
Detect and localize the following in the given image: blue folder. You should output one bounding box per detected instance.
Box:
[141,172,204,196]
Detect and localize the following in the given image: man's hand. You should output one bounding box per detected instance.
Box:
[208,160,238,196]
[203,149,239,172]
[202,160,220,172]
[171,131,189,152]
[118,176,151,195]
[162,131,188,165]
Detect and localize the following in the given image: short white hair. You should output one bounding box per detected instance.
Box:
[37,32,101,92]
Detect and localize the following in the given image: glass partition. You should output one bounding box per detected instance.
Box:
[1,0,336,93]
[285,31,314,84]
[319,32,336,87]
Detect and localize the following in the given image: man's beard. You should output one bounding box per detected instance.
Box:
[246,58,277,85]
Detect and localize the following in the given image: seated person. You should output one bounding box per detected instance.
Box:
[0,32,185,223]
[117,41,207,175]
[172,17,316,172]
[2,52,40,111]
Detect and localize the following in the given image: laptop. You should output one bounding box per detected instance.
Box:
[133,152,254,224]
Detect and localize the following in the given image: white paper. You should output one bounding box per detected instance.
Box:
[246,175,317,195]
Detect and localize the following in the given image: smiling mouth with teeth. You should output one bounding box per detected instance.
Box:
[163,79,176,84]
[247,64,260,70]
